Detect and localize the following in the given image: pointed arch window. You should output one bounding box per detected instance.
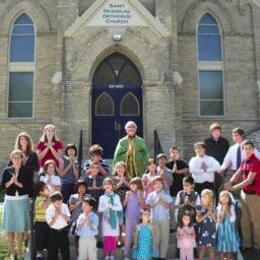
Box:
[10,13,35,62]
[120,92,140,116]
[95,92,115,116]
[8,13,35,118]
[197,13,224,116]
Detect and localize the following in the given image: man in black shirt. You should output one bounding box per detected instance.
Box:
[204,123,229,164]
[204,123,229,203]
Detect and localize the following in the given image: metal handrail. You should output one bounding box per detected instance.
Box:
[154,130,163,159]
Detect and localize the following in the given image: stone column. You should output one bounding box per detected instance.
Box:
[143,81,176,154]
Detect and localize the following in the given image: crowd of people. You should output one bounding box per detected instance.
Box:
[0,121,260,260]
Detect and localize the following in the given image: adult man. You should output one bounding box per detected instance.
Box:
[219,128,260,182]
[113,121,149,178]
[225,140,260,254]
[204,123,229,164]
[204,123,230,202]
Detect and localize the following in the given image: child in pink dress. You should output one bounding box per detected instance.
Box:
[176,210,196,260]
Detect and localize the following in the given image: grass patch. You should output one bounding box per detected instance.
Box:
[0,232,9,259]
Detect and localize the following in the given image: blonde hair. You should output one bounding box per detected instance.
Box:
[201,189,214,206]
[103,177,115,190]
[113,161,128,177]
[10,149,24,160]
[219,190,233,215]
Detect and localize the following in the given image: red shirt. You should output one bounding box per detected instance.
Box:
[240,153,260,195]
[36,140,63,168]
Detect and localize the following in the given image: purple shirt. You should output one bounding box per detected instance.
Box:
[125,191,142,221]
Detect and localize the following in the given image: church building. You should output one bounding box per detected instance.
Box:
[0,0,260,163]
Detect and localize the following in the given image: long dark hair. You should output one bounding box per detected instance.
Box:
[178,210,193,228]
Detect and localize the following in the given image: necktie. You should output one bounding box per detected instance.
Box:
[236,145,241,170]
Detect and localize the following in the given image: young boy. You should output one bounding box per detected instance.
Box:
[84,161,104,208]
[146,176,173,260]
[174,176,201,223]
[84,144,109,176]
[189,142,220,195]
[77,196,99,260]
[46,191,71,260]
[166,146,189,197]
[156,153,173,195]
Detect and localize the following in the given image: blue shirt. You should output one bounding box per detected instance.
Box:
[76,212,99,237]
[146,190,173,221]
[60,156,78,185]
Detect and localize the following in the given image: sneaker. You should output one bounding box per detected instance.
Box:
[124,256,130,260]
[110,256,115,260]
[36,253,43,260]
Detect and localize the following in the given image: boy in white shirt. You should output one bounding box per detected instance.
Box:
[77,196,99,260]
[46,191,70,260]
[189,142,220,195]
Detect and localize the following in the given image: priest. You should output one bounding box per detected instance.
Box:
[113,121,149,178]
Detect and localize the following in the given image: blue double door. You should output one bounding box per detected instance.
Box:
[91,52,143,158]
[92,85,143,158]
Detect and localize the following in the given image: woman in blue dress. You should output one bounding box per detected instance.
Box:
[196,189,217,260]
[216,191,240,260]
[133,210,155,260]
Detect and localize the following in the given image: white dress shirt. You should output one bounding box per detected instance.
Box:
[221,143,260,171]
[46,203,70,230]
[189,155,220,183]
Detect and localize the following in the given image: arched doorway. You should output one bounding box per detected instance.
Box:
[92,52,143,158]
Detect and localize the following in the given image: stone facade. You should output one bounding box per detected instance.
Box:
[0,0,260,165]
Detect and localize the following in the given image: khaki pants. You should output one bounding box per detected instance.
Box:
[153,219,170,258]
[240,191,260,249]
[78,236,97,260]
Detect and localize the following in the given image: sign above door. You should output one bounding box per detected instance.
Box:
[88,0,146,27]
[65,0,170,38]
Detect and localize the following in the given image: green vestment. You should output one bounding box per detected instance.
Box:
[113,135,149,178]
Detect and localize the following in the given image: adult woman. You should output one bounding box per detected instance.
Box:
[1,150,31,259]
[36,124,63,169]
[10,132,40,196]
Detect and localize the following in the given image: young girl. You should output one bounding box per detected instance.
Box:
[39,160,61,193]
[133,210,154,260]
[84,161,104,207]
[176,210,196,260]
[217,191,239,260]
[59,143,79,203]
[98,177,123,260]
[36,124,63,170]
[142,159,157,199]
[68,181,87,255]
[34,182,51,259]
[196,189,217,260]
[113,161,130,247]
[124,177,145,259]
[114,161,130,205]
